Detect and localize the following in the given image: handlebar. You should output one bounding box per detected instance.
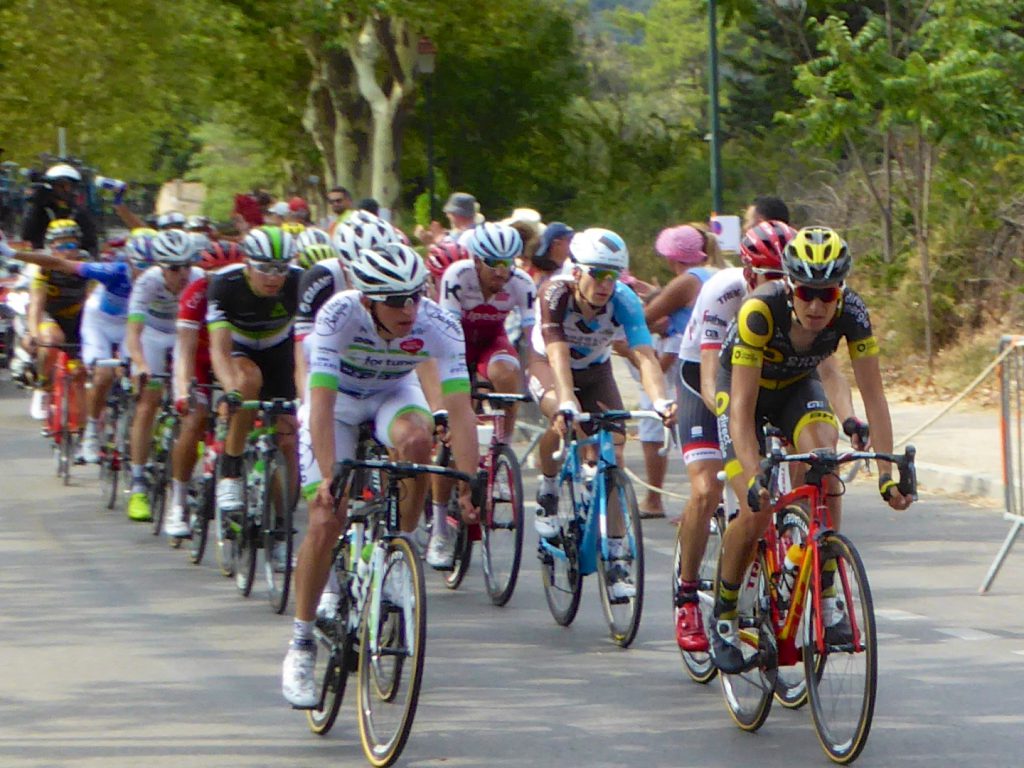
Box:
[472,392,532,406]
[328,458,474,500]
[551,409,674,461]
[760,445,918,501]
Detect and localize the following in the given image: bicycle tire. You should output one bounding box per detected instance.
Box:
[718,553,778,732]
[540,475,583,626]
[805,532,877,764]
[774,505,811,709]
[264,451,294,614]
[357,536,426,768]
[149,461,168,537]
[116,402,133,512]
[444,514,472,590]
[677,507,724,684]
[597,468,644,648]
[234,462,258,596]
[188,476,212,565]
[308,549,354,735]
[213,454,235,578]
[481,444,524,606]
[59,394,72,485]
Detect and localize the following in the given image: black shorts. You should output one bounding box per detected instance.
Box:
[675,361,720,464]
[527,355,624,435]
[232,338,296,400]
[42,314,82,353]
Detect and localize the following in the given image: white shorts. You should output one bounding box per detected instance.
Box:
[80,304,126,366]
[131,326,176,380]
[298,380,431,497]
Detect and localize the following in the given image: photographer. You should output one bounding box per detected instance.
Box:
[21,164,98,257]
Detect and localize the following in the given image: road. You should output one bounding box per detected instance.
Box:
[1,376,1023,768]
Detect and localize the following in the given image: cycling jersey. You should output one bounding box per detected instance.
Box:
[76,261,133,318]
[127,265,203,334]
[177,276,211,377]
[33,265,88,321]
[206,263,302,349]
[679,267,747,363]
[720,280,878,387]
[294,259,347,341]
[307,290,469,403]
[438,259,535,347]
[532,276,652,369]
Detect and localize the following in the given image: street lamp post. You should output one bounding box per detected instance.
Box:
[417,36,438,222]
[708,0,723,214]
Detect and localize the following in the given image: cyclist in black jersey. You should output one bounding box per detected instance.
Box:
[708,226,913,673]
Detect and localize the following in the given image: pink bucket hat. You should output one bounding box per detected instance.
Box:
[655,225,707,265]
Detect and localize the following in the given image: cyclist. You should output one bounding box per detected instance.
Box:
[426,222,534,568]
[292,227,336,271]
[125,230,204,521]
[15,227,150,462]
[207,226,302,526]
[282,243,481,708]
[20,219,89,428]
[709,226,913,673]
[527,227,676,599]
[424,239,468,302]
[166,241,245,538]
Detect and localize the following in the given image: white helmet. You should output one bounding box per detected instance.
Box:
[466,222,522,263]
[242,225,295,262]
[349,243,427,297]
[569,227,629,271]
[152,230,196,265]
[156,211,187,230]
[44,164,82,183]
[332,214,396,266]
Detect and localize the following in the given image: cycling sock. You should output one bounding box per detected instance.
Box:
[325,568,340,595]
[85,418,98,438]
[538,474,557,497]
[131,464,146,492]
[676,578,700,605]
[431,501,447,533]
[820,557,838,598]
[171,479,186,508]
[714,579,740,621]
[291,619,314,650]
[608,537,626,560]
[221,453,243,478]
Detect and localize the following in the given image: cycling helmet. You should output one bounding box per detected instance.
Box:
[242,225,295,262]
[156,211,187,230]
[294,228,337,269]
[45,218,82,242]
[198,240,244,272]
[188,232,212,255]
[44,164,82,183]
[426,240,469,280]
[465,222,523,263]
[185,215,212,233]
[349,243,427,297]
[739,220,797,271]
[569,227,629,271]
[152,229,196,265]
[127,228,159,268]
[782,226,851,285]
[332,216,396,267]
[281,221,306,235]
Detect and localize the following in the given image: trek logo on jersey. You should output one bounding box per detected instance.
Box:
[400,338,424,354]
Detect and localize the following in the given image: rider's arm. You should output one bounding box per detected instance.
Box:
[27,280,45,339]
[173,326,198,402]
[699,346,720,413]
[13,249,77,273]
[293,342,307,404]
[415,358,443,411]
[309,384,338,487]
[850,352,894,475]
[445,389,480,482]
[125,319,146,373]
[634,344,669,404]
[113,204,146,231]
[208,325,236,393]
[547,340,578,409]
[817,355,856,425]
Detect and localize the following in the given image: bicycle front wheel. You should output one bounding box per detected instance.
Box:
[805,532,877,764]
[775,505,811,709]
[540,476,582,626]
[308,549,353,735]
[481,445,524,606]
[719,554,778,732]
[149,462,168,537]
[676,508,724,684]
[264,452,295,614]
[357,536,426,768]
[597,468,644,648]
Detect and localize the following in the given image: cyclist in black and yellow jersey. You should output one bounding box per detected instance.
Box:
[709,226,913,673]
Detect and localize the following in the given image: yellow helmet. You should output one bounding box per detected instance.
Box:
[781,226,851,286]
[45,218,82,242]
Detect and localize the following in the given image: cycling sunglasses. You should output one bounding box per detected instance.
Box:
[791,282,842,303]
[248,260,290,276]
[161,263,188,273]
[480,256,514,270]
[53,242,79,252]
[373,289,423,309]
[584,266,620,282]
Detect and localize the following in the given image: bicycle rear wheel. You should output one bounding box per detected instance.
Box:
[444,515,472,590]
[149,461,168,537]
[98,412,118,510]
[539,476,582,626]
[213,457,234,577]
[188,476,212,565]
[805,532,877,764]
[597,468,644,648]
[234,456,258,595]
[357,536,426,767]
[677,507,724,684]
[308,550,354,735]
[775,505,811,709]
[719,554,777,732]
[481,445,524,606]
[264,452,295,614]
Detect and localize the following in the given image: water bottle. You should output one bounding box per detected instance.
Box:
[580,462,597,508]
[94,175,127,194]
[778,542,805,607]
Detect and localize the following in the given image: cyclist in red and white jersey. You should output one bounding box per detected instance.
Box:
[424,239,469,302]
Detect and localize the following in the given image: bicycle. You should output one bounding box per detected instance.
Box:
[716,445,917,764]
[184,382,222,566]
[539,409,668,647]
[141,373,179,540]
[221,398,297,614]
[40,342,86,486]
[426,390,529,605]
[306,453,474,767]
[94,358,133,512]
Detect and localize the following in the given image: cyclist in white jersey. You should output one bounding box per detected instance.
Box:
[282,243,481,708]
[124,231,203,522]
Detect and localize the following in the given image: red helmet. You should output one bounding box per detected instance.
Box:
[426,240,469,280]
[199,240,244,272]
[739,220,797,272]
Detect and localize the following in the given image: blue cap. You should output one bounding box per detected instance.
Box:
[535,222,574,258]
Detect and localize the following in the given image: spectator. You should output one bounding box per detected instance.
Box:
[233,190,270,233]
[324,186,354,233]
[743,195,790,231]
[530,222,574,283]
[21,164,98,256]
[415,191,478,247]
[287,197,311,225]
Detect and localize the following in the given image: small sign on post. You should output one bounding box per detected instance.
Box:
[709,213,741,253]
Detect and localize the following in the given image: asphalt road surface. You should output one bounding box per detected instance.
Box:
[2,376,1022,768]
